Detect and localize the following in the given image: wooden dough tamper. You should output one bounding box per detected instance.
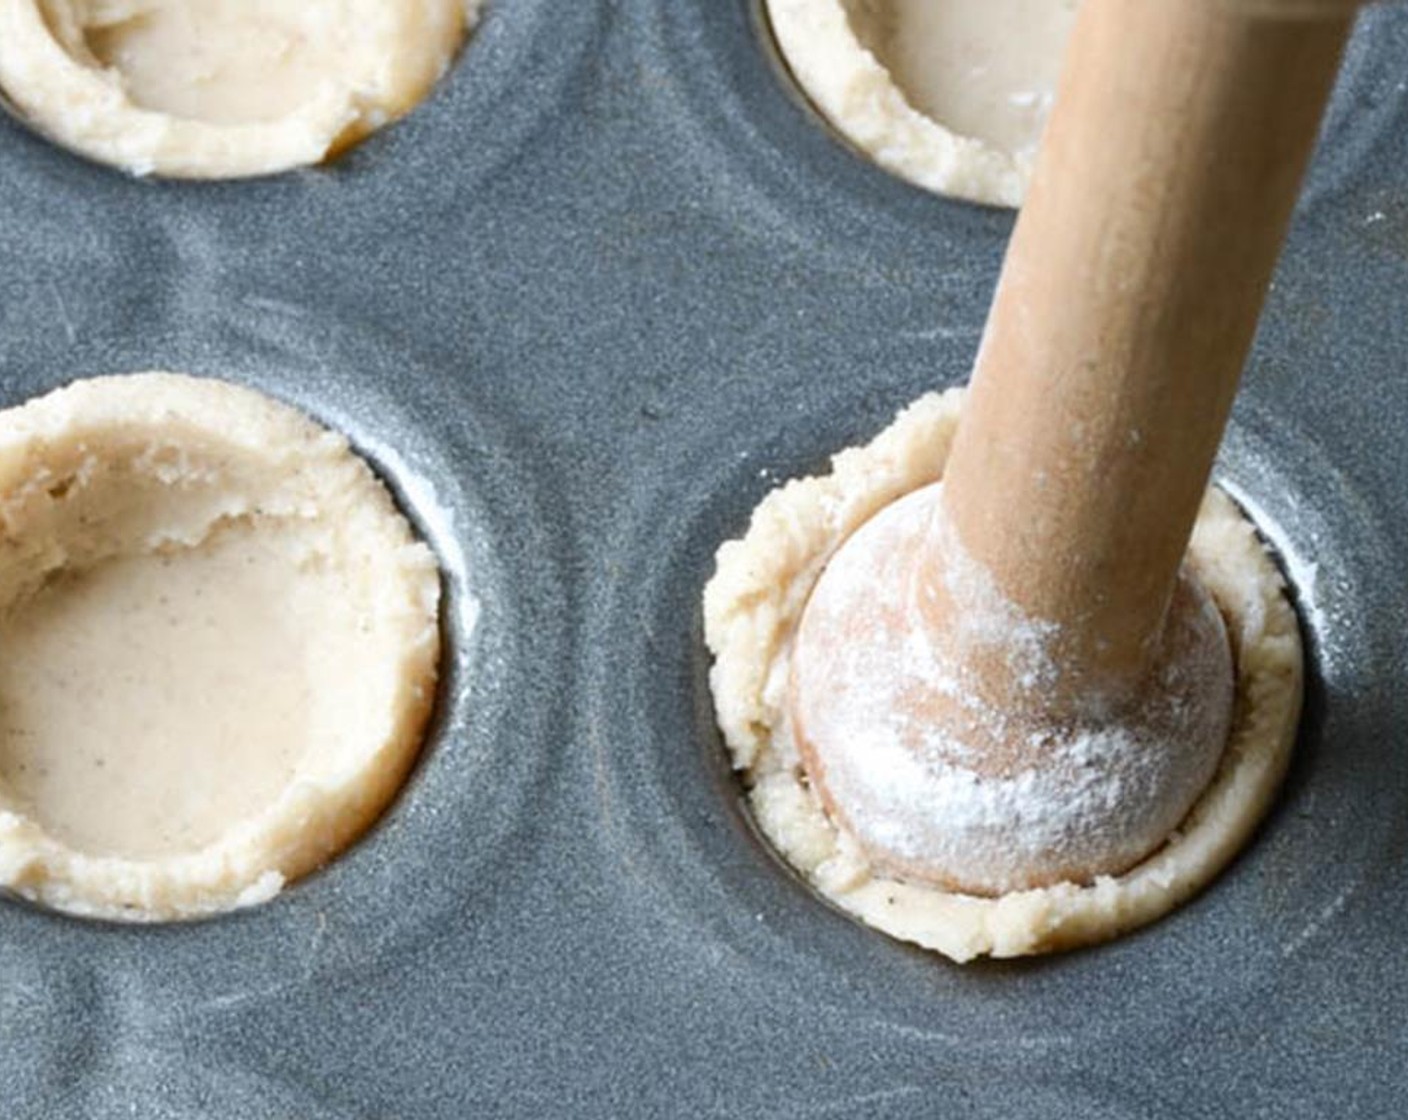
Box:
[788,0,1361,894]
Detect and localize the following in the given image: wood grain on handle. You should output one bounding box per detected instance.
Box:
[936,0,1354,699]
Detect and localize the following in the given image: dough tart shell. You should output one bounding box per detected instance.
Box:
[703,388,1303,962]
[765,0,1034,207]
[0,373,441,921]
[0,1,479,179]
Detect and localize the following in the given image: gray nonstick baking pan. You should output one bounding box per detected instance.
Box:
[2,2,1407,1116]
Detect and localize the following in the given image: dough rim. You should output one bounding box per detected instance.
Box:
[703,388,1304,962]
[764,0,1033,208]
[0,373,442,922]
[0,1,481,179]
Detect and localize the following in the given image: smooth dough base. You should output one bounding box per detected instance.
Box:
[765,0,1076,207]
[0,374,442,921]
[703,389,1303,962]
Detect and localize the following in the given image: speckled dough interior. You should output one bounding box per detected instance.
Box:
[1,2,1407,1117]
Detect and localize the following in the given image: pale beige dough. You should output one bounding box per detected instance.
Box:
[0,0,480,178]
[0,373,441,921]
[703,389,1303,961]
[766,0,1077,206]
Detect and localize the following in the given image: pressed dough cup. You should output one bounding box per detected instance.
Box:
[764,0,1078,205]
[0,0,480,178]
[0,373,441,921]
[704,390,1303,961]
[712,0,1352,954]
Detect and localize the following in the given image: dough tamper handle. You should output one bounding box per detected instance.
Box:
[939,0,1357,703]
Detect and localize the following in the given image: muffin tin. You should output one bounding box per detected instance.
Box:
[2,2,1407,1116]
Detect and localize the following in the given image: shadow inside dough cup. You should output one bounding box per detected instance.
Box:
[764,0,1077,206]
[0,1,483,178]
[0,374,441,921]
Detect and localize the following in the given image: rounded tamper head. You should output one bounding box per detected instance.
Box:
[788,485,1235,896]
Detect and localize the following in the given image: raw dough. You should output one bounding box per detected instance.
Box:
[766,0,1077,207]
[0,373,441,920]
[703,389,1303,961]
[0,0,480,178]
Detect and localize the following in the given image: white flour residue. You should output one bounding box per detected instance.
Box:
[916,493,1060,695]
[792,482,1232,895]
